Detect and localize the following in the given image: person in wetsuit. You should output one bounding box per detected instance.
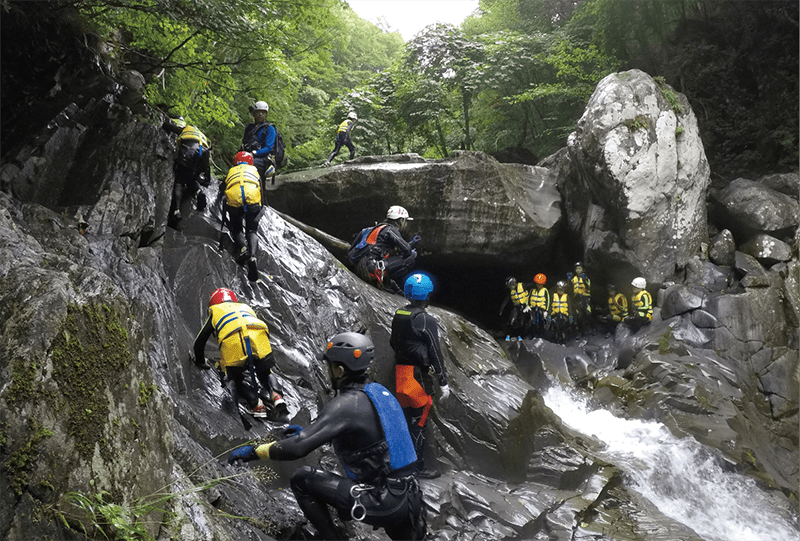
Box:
[228,332,427,541]
[391,272,449,479]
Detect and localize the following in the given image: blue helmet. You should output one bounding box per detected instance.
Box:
[404,273,434,301]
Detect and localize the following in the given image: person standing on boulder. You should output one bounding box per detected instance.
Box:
[324,111,357,166]
[240,100,276,183]
[597,283,628,334]
[227,332,427,541]
[221,151,264,282]
[193,287,289,424]
[567,262,593,334]
[390,272,449,479]
[528,273,550,338]
[550,280,572,344]
[162,116,211,227]
[347,205,418,293]
[626,277,653,331]
[499,276,529,340]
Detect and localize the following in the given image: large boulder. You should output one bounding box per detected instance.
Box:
[268,151,563,270]
[558,69,710,286]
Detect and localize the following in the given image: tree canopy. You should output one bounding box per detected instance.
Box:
[64,0,797,175]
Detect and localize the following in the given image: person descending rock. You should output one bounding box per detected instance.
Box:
[240,100,277,183]
[347,205,418,293]
[550,280,572,344]
[567,262,593,334]
[499,276,529,340]
[228,332,426,541]
[162,116,211,227]
[528,273,550,338]
[626,277,653,332]
[324,111,357,166]
[193,287,289,424]
[221,151,264,282]
[597,283,628,334]
[390,273,449,479]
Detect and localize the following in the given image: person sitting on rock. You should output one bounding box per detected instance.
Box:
[391,273,449,479]
[347,205,418,293]
[221,151,264,282]
[227,332,426,541]
[567,262,593,334]
[193,287,289,424]
[528,273,550,339]
[499,276,529,340]
[550,280,573,344]
[626,277,653,332]
[597,283,628,334]
[162,116,211,227]
[324,111,357,166]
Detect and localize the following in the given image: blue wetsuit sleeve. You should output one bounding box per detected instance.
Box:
[252,125,276,157]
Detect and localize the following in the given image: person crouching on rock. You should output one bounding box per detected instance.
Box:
[192,287,289,424]
[228,332,427,541]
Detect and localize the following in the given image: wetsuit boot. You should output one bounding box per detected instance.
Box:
[246,230,259,281]
[407,408,440,479]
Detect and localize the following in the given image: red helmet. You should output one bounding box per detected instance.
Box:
[234,151,253,166]
[209,288,237,306]
[534,273,546,285]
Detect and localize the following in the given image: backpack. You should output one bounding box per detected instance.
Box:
[347,224,386,264]
[272,126,287,169]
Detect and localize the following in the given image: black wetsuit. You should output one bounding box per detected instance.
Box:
[350,222,416,287]
[270,377,426,540]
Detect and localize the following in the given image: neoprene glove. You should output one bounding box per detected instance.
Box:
[410,235,421,246]
[411,249,417,258]
[439,384,451,400]
[228,445,258,465]
[282,425,303,438]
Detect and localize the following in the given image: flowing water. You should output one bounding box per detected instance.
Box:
[543,384,800,541]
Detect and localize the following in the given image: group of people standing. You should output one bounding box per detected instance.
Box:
[193,272,446,540]
[501,262,653,343]
[164,103,360,283]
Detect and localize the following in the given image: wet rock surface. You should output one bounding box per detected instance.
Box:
[0,40,797,541]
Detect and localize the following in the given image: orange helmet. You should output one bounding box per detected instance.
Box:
[234,151,253,166]
[209,288,237,306]
[534,273,546,285]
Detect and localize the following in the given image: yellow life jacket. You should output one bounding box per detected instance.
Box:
[570,274,590,297]
[529,286,550,310]
[224,164,262,207]
[632,290,653,320]
[337,119,352,133]
[209,302,271,370]
[609,292,629,321]
[552,292,569,315]
[510,283,529,306]
[177,125,210,149]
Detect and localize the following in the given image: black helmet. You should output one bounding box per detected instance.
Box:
[322,332,374,372]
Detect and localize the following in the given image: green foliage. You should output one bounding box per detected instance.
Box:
[6,359,37,406]
[626,115,648,132]
[4,419,53,496]
[658,329,672,354]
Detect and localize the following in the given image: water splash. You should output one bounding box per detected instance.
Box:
[543,384,799,541]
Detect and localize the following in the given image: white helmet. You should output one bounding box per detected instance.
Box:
[632,277,647,289]
[252,101,269,112]
[386,205,412,221]
[347,111,357,120]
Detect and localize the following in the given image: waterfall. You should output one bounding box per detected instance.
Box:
[543,384,800,541]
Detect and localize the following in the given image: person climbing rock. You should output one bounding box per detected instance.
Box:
[626,277,653,332]
[193,287,289,424]
[228,332,426,541]
[240,100,277,183]
[221,151,264,282]
[324,111,357,166]
[390,272,449,479]
[567,262,593,334]
[347,205,418,293]
[499,276,529,340]
[550,280,572,344]
[528,273,550,338]
[162,116,211,227]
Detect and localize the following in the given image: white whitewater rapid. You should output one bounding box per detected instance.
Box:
[543,384,799,541]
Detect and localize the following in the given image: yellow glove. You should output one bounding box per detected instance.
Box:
[255,441,276,460]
